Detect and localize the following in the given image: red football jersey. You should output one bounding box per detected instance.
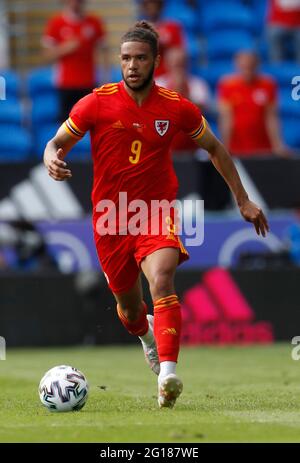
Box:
[155,21,186,77]
[64,81,206,228]
[218,74,277,156]
[268,0,300,27]
[43,13,105,88]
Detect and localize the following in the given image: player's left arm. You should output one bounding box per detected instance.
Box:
[195,123,270,237]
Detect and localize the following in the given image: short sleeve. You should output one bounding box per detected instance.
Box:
[42,17,60,46]
[63,93,98,139]
[180,98,207,141]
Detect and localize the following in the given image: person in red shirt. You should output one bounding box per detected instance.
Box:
[157,47,212,153]
[139,0,186,76]
[44,22,269,409]
[217,50,291,158]
[267,0,300,63]
[42,0,109,121]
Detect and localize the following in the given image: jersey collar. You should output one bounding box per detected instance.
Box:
[119,80,158,108]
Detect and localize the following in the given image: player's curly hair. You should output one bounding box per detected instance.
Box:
[121,21,160,57]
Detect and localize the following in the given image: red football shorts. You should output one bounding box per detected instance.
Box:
[93,231,189,294]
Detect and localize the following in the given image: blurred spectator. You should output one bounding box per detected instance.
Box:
[157,47,212,153]
[217,50,292,158]
[267,0,300,63]
[139,0,186,76]
[42,0,109,122]
[0,221,58,271]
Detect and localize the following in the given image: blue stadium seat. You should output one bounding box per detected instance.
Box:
[0,125,32,161]
[32,93,60,125]
[0,100,23,125]
[35,124,90,160]
[0,69,20,101]
[262,62,300,87]
[279,89,300,119]
[196,62,235,90]
[108,66,122,83]
[70,134,91,160]
[281,117,300,149]
[202,4,256,34]
[206,30,255,61]
[35,123,59,158]
[162,3,198,34]
[28,67,55,98]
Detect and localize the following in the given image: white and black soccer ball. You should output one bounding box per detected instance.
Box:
[38,365,89,412]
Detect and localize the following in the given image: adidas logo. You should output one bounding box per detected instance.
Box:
[112,120,125,129]
[162,328,178,336]
[0,163,83,221]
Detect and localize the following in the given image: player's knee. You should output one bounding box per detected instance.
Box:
[150,271,174,299]
[120,304,142,322]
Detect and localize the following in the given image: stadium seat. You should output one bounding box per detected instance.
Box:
[0,100,23,125]
[206,30,255,61]
[185,33,201,69]
[70,134,91,161]
[108,66,122,83]
[27,67,55,98]
[262,62,300,87]
[278,89,300,119]
[35,124,91,160]
[31,93,60,125]
[162,3,198,34]
[202,4,256,34]
[0,69,20,100]
[34,123,59,158]
[0,125,32,161]
[281,118,300,149]
[196,62,235,89]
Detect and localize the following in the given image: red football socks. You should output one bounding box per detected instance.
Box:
[153,295,182,363]
[117,301,148,336]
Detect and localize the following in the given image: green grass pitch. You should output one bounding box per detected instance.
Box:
[0,343,300,443]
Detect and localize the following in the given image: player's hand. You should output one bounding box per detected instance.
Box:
[239,199,269,237]
[61,38,80,55]
[44,148,72,182]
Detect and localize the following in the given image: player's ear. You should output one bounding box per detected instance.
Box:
[154,54,161,69]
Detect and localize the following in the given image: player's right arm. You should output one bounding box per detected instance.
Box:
[44,125,78,181]
[44,93,97,181]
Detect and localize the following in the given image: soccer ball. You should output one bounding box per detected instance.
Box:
[38,365,89,412]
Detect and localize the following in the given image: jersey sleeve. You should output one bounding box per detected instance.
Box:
[63,93,98,139]
[179,97,207,141]
[42,16,60,46]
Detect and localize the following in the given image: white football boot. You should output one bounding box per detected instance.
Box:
[158,374,183,408]
[141,314,160,376]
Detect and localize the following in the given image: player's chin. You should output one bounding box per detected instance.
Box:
[125,78,145,90]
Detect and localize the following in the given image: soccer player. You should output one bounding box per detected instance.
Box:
[44,21,269,409]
